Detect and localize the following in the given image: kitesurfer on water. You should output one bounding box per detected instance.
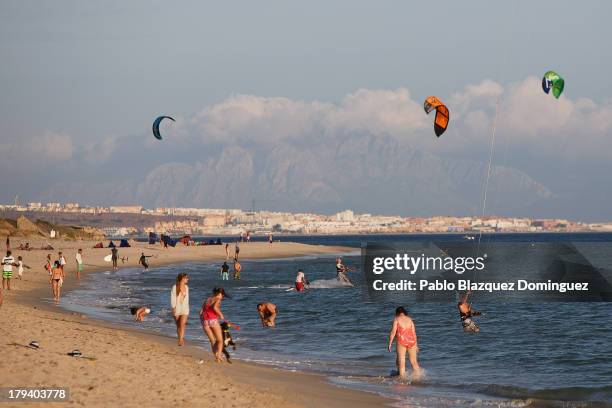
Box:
[458,290,481,333]
[336,257,352,284]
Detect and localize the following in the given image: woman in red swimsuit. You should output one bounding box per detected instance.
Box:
[200,287,230,362]
[388,306,421,378]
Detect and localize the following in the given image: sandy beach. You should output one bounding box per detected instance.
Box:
[0,239,388,407]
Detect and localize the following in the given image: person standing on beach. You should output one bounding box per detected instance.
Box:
[234,241,240,260]
[200,287,230,363]
[139,252,153,271]
[2,251,18,290]
[233,258,241,280]
[44,254,52,276]
[16,256,29,280]
[225,243,229,260]
[58,251,67,273]
[246,231,251,243]
[220,261,230,280]
[388,306,421,378]
[170,273,190,346]
[75,249,83,280]
[111,247,119,271]
[50,260,65,303]
[268,233,273,247]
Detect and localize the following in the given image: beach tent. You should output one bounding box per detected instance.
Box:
[108,241,116,248]
[119,239,131,248]
[161,234,177,247]
[148,232,158,245]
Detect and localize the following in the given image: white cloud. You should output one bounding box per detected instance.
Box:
[0,131,74,173]
[180,78,612,161]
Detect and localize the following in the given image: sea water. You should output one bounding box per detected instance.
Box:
[62,234,612,407]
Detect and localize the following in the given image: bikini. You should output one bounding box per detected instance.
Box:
[201,298,219,327]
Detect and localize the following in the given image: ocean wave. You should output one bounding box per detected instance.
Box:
[477,383,612,405]
[308,278,354,289]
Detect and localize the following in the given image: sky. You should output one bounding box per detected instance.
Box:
[1,1,612,220]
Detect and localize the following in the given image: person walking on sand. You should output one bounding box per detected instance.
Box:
[139,252,153,271]
[268,233,273,247]
[388,306,421,378]
[50,260,65,303]
[58,251,67,273]
[16,256,29,280]
[234,241,240,260]
[225,243,229,260]
[44,254,52,276]
[257,302,277,327]
[171,273,190,346]
[2,251,18,290]
[246,231,251,243]
[233,258,241,280]
[220,261,230,281]
[200,287,230,363]
[75,249,83,279]
[111,247,119,271]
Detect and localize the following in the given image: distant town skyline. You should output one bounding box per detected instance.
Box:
[3,200,612,237]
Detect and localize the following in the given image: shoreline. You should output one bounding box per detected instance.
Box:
[1,240,391,408]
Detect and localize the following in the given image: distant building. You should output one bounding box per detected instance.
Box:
[110,206,143,214]
[335,210,354,222]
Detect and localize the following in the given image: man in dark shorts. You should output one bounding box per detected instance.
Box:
[139,252,153,271]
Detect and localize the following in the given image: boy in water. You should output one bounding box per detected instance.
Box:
[220,261,230,280]
[130,306,151,321]
[75,249,83,279]
[233,258,241,280]
[257,302,277,327]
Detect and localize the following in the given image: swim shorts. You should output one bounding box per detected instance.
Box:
[77,263,83,272]
[3,270,12,279]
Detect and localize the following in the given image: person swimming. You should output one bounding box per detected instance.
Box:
[458,290,481,333]
[257,302,277,327]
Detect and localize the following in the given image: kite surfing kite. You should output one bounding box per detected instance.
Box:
[152,116,175,140]
[423,96,449,137]
[542,71,565,99]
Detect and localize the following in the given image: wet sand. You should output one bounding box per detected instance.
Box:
[0,239,389,407]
